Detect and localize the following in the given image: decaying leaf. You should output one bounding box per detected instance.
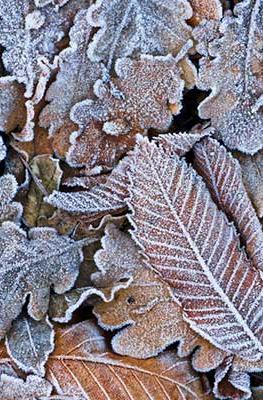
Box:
[23,155,62,227]
[93,224,226,371]
[46,320,212,399]
[0,222,84,337]
[67,54,188,170]
[193,137,263,272]
[0,77,26,133]
[0,373,52,400]
[0,174,23,224]
[128,137,263,361]
[235,150,263,219]
[87,0,193,67]
[196,0,263,154]
[6,315,54,376]
[40,9,102,141]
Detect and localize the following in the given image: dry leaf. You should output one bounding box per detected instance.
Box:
[0,222,84,337]
[46,320,212,399]
[39,9,102,141]
[67,54,188,170]
[193,137,263,272]
[0,374,52,400]
[87,0,193,67]
[128,137,263,360]
[93,224,226,371]
[189,0,222,26]
[6,315,54,376]
[0,174,23,224]
[196,0,263,154]
[23,155,62,227]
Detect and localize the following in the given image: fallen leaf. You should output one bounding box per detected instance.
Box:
[193,137,263,272]
[6,315,54,376]
[196,0,263,154]
[128,137,263,361]
[189,0,222,26]
[87,0,193,68]
[39,9,102,142]
[46,320,212,399]
[0,77,26,133]
[0,222,84,337]
[67,54,188,170]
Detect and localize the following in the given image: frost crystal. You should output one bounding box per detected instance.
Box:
[196,0,263,154]
[87,0,193,67]
[0,222,83,337]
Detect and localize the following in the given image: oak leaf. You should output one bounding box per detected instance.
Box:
[67,55,188,170]
[196,0,263,154]
[128,137,263,360]
[46,320,212,399]
[87,0,193,68]
[0,222,84,337]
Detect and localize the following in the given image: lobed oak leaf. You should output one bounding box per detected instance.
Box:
[196,0,263,154]
[128,137,263,361]
[0,0,88,97]
[87,0,193,68]
[6,315,54,376]
[235,150,263,219]
[46,320,212,400]
[67,55,187,170]
[93,224,226,370]
[193,137,263,272]
[0,374,52,400]
[39,9,103,142]
[0,222,84,338]
[0,174,23,224]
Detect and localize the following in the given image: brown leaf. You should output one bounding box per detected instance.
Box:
[46,320,212,399]
[67,55,190,170]
[0,77,26,133]
[189,0,222,26]
[128,137,263,360]
[93,224,226,371]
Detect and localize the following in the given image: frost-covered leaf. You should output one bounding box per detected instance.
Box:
[46,320,212,400]
[189,0,222,26]
[235,150,263,219]
[196,0,263,154]
[87,0,193,67]
[47,155,130,214]
[0,373,52,399]
[47,131,205,214]
[0,174,23,224]
[40,9,102,139]
[0,222,84,337]
[128,137,263,361]
[67,54,187,170]
[6,315,54,376]
[93,224,226,370]
[23,155,62,227]
[0,0,87,96]
[193,137,263,272]
[35,0,69,8]
[0,77,26,132]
